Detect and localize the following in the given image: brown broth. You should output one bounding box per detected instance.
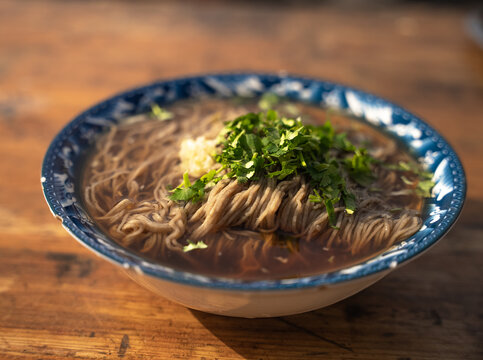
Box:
[82,97,424,281]
[139,231,387,281]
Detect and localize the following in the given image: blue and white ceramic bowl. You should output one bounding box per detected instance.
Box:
[41,73,466,318]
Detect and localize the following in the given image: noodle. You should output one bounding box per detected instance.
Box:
[82,98,423,280]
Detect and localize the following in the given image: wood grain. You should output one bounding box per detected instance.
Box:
[0,0,482,359]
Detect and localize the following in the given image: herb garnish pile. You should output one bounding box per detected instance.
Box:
[169,106,434,226]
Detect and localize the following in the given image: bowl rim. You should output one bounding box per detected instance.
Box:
[41,72,466,291]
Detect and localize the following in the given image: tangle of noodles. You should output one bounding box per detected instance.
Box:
[82,99,424,280]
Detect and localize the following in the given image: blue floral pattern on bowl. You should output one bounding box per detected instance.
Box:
[41,73,466,290]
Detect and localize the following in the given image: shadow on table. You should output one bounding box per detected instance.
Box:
[191,198,482,359]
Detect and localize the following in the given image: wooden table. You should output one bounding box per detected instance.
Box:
[0,1,481,359]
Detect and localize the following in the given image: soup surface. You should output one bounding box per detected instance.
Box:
[82,97,428,280]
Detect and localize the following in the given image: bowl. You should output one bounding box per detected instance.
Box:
[41,73,466,318]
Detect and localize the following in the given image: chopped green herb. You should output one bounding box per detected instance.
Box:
[170,170,221,203]
[385,161,435,198]
[183,240,208,252]
[342,191,356,215]
[283,103,300,116]
[169,107,435,225]
[170,171,203,202]
[345,148,375,186]
[397,161,412,171]
[401,175,415,185]
[151,104,173,121]
[170,110,377,225]
[416,179,434,197]
[258,93,279,110]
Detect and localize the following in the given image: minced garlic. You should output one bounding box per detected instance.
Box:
[179,136,217,177]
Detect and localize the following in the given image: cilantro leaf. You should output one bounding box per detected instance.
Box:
[169,171,221,203]
[416,179,434,197]
[171,109,371,225]
[170,178,206,202]
[183,240,208,252]
[345,149,375,186]
[384,160,435,198]
[342,191,356,215]
[170,104,443,227]
[258,93,279,110]
[150,104,173,121]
